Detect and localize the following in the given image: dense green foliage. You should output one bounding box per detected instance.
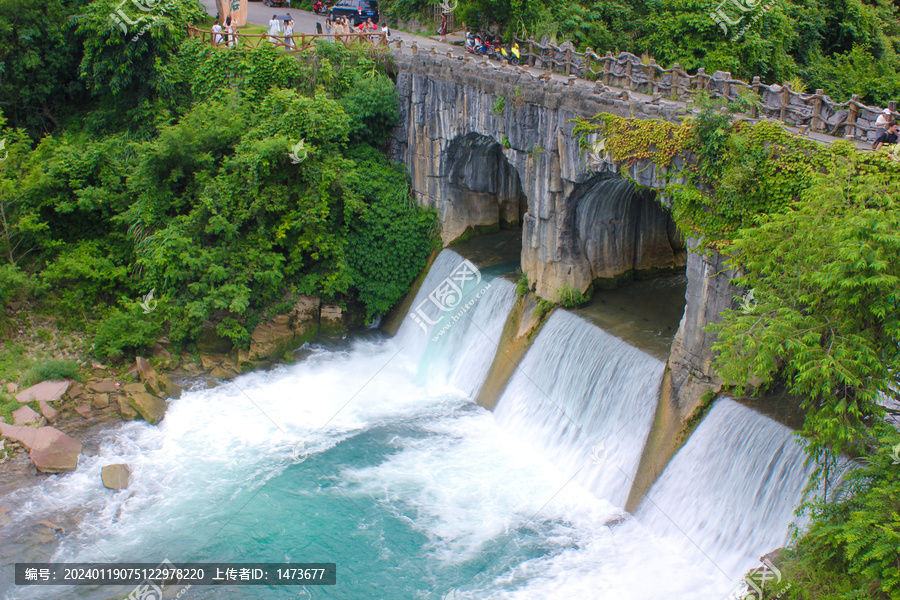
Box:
[383,0,900,104]
[574,104,900,597]
[0,0,436,359]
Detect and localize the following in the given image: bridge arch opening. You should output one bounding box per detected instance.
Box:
[442,133,527,242]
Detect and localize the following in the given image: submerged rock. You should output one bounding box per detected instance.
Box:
[101,464,131,490]
[30,427,82,473]
[127,393,166,425]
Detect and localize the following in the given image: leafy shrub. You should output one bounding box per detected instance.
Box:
[92,303,164,362]
[556,284,590,307]
[339,74,400,145]
[21,358,80,387]
[516,274,529,297]
[0,263,34,304]
[491,96,505,115]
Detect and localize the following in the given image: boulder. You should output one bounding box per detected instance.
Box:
[122,383,147,395]
[12,405,41,426]
[15,380,70,404]
[74,405,92,419]
[6,382,18,394]
[39,401,57,423]
[157,375,183,400]
[247,296,320,360]
[199,354,222,371]
[0,423,39,450]
[29,427,82,473]
[127,393,167,425]
[101,464,131,490]
[319,304,347,336]
[90,380,118,393]
[117,397,138,420]
[67,382,84,399]
[92,393,110,409]
[210,366,236,380]
[135,357,153,381]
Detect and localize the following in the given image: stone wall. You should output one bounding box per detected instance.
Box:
[390,53,685,298]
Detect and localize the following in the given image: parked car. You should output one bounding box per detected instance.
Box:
[329,0,378,26]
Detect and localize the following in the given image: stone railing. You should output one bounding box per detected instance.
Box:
[186,25,390,53]
[512,37,897,143]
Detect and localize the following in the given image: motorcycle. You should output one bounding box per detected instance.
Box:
[313,1,329,14]
[500,41,520,65]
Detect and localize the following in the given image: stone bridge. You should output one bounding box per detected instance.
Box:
[390,51,689,301]
[389,51,737,422]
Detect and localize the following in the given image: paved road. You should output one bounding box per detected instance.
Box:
[200,0,463,54]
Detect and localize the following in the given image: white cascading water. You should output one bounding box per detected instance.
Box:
[635,398,816,581]
[492,310,665,508]
[395,249,517,397]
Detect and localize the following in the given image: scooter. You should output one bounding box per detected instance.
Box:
[313,1,329,14]
[500,41,520,65]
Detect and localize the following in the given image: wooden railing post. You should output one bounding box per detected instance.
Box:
[812,89,824,132]
[846,94,860,140]
[780,81,791,121]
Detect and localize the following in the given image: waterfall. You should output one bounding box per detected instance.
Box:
[395,249,517,397]
[492,310,665,508]
[636,398,816,581]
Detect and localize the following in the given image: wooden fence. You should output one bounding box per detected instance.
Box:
[187,25,390,54]
[511,37,897,142]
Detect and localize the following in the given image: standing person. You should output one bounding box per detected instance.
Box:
[324,16,333,38]
[873,122,899,151]
[283,18,294,49]
[212,20,223,45]
[267,14,282,43]
[875,108,892,138]
[439,12,447,40]
[224,15,235,48]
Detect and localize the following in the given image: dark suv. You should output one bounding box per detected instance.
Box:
[329,0,378,26]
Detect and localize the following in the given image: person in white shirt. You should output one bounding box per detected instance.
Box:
[212,21,223,45]
[224,15,235,48]
[268,15,282,43]
[284,19,295,48]
[875,108,892,138]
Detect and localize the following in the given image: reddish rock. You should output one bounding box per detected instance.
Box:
[92,393,109,409]
[12,405,40,426]
[0,423,39,450]
[15,380,70,404]
[74,405,92,419]
[101,464,131,490]
[90,380,118,393]
[39,401,57,423]
[29,427,82,473]
[5,382,18,394]
[67,382,84,399]
[135,357,153,381]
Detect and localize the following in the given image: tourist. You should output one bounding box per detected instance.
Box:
[438,12,447,40]
[873,122,899,151]
[212,20,223,45]
[267,14,282,43]
[324,17,333,37]
[224,15,235,48]
[284,18,295,49]
[875,108,892,138]
[358,17,376,32]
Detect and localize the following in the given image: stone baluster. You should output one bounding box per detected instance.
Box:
[812,89,824,132]
[565,47,573,76]
[647,59,657,94]
[411,41,418,55]
[780,82,791,122]
[529,41,535,67]
[695,68,705,92]
[750,76,760,118]
[585,48,593,79]
[672,63,684,99]
[605,53,615,86]
[846,94,859,140]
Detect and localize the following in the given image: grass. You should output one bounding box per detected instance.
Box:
[19,358,81,388]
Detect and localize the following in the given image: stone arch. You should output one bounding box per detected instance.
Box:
[526,174,686,299]
[438,133,528,243]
